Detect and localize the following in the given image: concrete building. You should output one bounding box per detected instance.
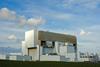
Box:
[22,29,77,62]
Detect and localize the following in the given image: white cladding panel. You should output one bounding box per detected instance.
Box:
[25,30,34,46]
[9,56,17,60]
[55,42,59,54]
[59,46,67,56]
[28,49,37,61]
[40,55,60,61]
[9,55,32,61]
[25,29,38,47]
[59,45,75,56]
[66,53,75,61]
[59,45,76,61]
[28,45,40,61]
[0,55,6,60]
[22,41,28,55]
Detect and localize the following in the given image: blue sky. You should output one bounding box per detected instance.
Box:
[0,0,100,53]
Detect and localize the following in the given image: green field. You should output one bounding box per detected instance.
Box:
[0,60,100,67]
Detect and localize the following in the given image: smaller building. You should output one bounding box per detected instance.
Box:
[9,55,32,61]
[0,54,32,61]
[79,52,99,62]
[0,55,7,60]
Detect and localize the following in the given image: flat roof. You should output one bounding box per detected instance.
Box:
[38,31,77,44]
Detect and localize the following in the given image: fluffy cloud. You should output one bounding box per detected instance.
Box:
[0,8,16,21]
[8,34,17,40]
[0,8,26,24]
[0,8,46,27]
[27,17,45,26]
[79,29,91,36]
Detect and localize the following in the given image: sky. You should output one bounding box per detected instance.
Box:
[0,0,100,54]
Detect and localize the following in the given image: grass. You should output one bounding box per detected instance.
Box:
[0,60,100,67]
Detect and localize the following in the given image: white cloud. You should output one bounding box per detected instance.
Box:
[51,13,74,20]
[57,0,100,9]
[0,35,9,41]
[0,8,46,27]
[0,8,16,21]
[79,29,91,36]
[0,8,26,25]
[8,34,17,40]
[27,17,45,26]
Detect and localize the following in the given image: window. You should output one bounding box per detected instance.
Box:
[41,41,46,47]
[46,41,55,48]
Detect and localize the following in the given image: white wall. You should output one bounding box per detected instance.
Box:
[40,55,69,62]
[9,56,17,60]
[22,41,28,55]
[22,29,39,56]
[59,46,67,56]
[40,55,60,61]
[55,41,60,54]
[59,44,76,61]
[28,45,41,61]
[25,30,34,47]
[37,45,40,61]
[9,55,32,61]
[25,29,38,47]
[0,55,6,60]
[66,53,76,61]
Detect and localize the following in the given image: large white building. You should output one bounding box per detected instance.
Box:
[22,29,77,62]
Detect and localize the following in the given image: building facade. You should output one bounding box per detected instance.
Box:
[22,29,77,62]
